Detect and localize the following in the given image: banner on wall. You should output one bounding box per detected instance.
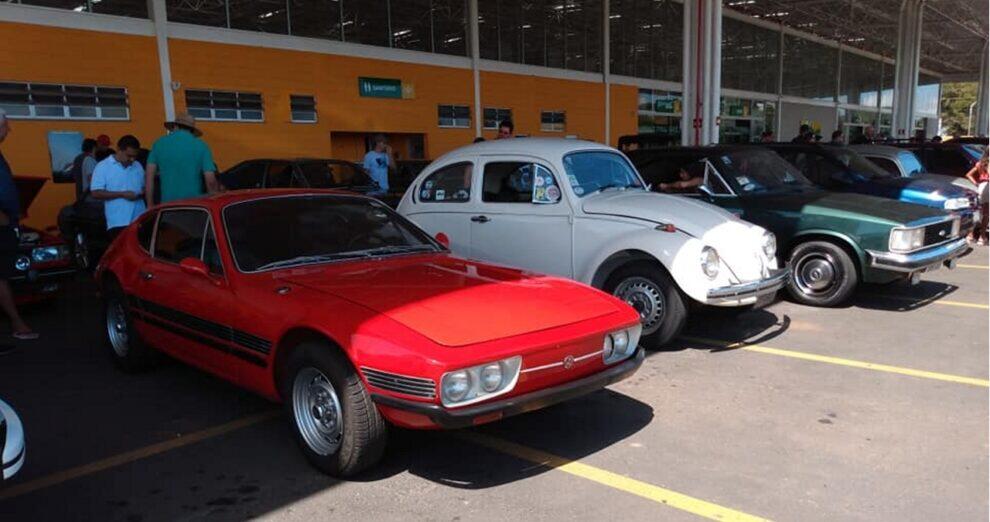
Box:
[46,131,83,184]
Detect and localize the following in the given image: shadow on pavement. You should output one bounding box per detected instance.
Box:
[851,280,959,311]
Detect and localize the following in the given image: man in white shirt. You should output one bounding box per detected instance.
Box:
[362,134,393,196]
[90,135,146,241]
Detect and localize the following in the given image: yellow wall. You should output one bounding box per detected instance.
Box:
[2,21,639,230]
[0,22,164,229]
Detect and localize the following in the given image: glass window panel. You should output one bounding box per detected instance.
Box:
[289,0,341,39]
[390,0,432,52]
[564,0,602,73]
[166,0,228,27]
[432,0,467,56]
[342,0,389,47]
[916,73,940,116]
[35,106,66,118]
[545,1,565,69]
[0,105,32,117]
[880,61,894,109]
[100,107,129,119]
[478,0,501,60]
[839,51,881,107]
[721,17,779,94]
[0,83,30,104]
[521,0,547,67]
[68,106,98,118]
[90,0,149,18]
[65,85,97,106]
[30,84,65,106]
[610,0,681,81]
[228,0,288,34]
[782,35,837,100]
[483,108,512,129]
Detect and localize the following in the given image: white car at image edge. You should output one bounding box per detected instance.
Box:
[397,138,789,349]
[1,398,25,481]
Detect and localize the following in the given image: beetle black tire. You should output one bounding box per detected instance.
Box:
[104,281,156,372]
[280,342,387,478]
[605,262,687,350]
[786,241,858,307]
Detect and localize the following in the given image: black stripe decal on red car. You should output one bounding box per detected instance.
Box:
[126,295,271,367]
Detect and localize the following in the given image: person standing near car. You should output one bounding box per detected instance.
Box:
[965,149,989,245]
[70,138,98,202]
[90,135,146,242]
[144,113,217,208]
[362,134,393,197]
[0,109,37,341]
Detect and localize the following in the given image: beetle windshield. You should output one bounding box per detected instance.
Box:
[223,195,440,272]
[824,146,894,179]
[297,161,376,189]
[710,149,815,194]
[897,151,926,176]
[562,151,645,197]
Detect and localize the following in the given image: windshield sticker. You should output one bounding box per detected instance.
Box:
[535,175,545,187]
[420,189,430,200]
[574,186,585,195]
[424,180,434,189]
[721,155,732,165]
[567,174,579,187]
[735,176,750,186]
[532,168,559,204]
[435,189,445,201]
[742,183,756,192]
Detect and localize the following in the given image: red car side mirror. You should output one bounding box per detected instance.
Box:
[435,232,450,248]
[179,257,222,286]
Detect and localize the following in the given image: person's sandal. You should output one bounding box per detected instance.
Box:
[12,331,39,340]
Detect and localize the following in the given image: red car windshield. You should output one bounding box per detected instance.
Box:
[223,195,440,272]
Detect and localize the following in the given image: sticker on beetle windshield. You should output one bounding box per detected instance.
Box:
[424,180,434,189]
[435,189,446,201]
[535,175,545,187]
[420,189,430,199]
[574,186,585,195]
[567,174,579,187]
[532,166,560,204]
[735,176,750,186]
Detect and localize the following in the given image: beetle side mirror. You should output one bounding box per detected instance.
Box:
[179,257,222,286]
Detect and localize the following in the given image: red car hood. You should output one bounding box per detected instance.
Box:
[14,176,46,218]
[279,255,622,347]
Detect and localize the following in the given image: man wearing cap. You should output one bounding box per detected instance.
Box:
[144,113,217,208]
[0,109,37,341]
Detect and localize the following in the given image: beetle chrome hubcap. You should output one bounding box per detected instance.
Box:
[106,300,129,357]
[614,277,665,334]
[794,253,837,295]
[292,368,343,456]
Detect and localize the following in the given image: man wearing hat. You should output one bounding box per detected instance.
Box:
[94,134,114,162]
[144,112,217,208]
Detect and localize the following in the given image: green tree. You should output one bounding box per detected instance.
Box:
[940,82,978,136]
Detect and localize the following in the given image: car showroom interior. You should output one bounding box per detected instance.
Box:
[0,0,988,520]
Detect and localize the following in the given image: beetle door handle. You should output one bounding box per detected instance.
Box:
[139,271,154,281]
[471,215,490,223]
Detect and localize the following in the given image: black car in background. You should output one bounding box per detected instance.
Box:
[889,142,983,178]
[219,158,402,207]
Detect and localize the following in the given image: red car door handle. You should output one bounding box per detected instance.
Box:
[470,215,490,223]
[139,271,154,281]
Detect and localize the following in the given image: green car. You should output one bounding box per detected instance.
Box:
[629,146,972,306]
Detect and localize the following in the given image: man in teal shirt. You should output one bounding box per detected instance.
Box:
[145,113,218,207]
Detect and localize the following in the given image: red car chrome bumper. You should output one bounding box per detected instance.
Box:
[371,348,645,429]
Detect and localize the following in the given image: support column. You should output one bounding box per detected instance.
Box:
[603,0,611,146]
[468,0,482,137]
[681,0,722,145]
[976,40,989,137]
[148,0,175,122]
[892,0,923,140]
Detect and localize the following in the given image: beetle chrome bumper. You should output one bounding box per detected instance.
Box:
[371,349,644,430]
[706,267,790,303]
[866,237,971,273]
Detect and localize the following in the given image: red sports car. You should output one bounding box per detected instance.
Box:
[12,177,74,304]
[95,190,643,476]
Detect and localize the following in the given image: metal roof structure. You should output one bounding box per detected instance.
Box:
[725,0,988,80]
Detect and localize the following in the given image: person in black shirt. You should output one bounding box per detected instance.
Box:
[0,109,37,341]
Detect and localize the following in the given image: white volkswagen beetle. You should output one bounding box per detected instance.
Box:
[397,139,788,349]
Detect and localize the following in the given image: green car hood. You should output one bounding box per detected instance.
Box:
[745,189,946,226]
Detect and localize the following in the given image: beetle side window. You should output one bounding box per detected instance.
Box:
[418,162,472,202]
[265,161,293,187]
[202,224,224,275]
[221,161,265,190]
[154,209,208,264]
[482,162,557,203]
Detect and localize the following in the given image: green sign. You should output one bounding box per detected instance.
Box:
[358,77,402,98]
[654,97,677,114]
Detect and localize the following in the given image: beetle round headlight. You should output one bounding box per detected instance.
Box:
[761,231,776,259]
[442,371,471,402]
[480,363,502,392]
[700,247,719,279]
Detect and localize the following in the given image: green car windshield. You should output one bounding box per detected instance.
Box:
[711,149,815,194]
[823,145,894,179]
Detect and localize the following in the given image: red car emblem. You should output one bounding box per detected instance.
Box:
[563,355,575,369]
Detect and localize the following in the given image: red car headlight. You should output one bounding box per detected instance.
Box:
[440,356,522,408]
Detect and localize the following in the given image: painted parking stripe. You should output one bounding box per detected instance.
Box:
[682,336,990,388]
[0,410,280,501]
[957,263,989,270]
[875,295,990,310]
[460,431,771,522]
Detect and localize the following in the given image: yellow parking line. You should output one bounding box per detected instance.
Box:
[682,336,990,388]
[0,410,280,501]
[878,295,989,310]
[460,432,771,522]
[958,264,989,270]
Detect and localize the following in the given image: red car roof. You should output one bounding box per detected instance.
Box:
[155,188,370,211]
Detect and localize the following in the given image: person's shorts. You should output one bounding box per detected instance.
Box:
[0,226,19,280]
[978,181,988,205]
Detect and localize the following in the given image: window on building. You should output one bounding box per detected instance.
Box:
[166,0,228,27]
[483,108,512,130]
[0,82,129,120]
[478,0,601,73]
[342,0,390,46]
[438,104,471,128]
[609,0,682,81]
[782,35,838,101]
[288,0,340,39]
[636,89,681,144]
[432,0,468,56]
[228,0,288,34]
[185,89,264,122]
[540,110,566,132]
[19,0,148,18]
[880,61,895,109]
[916,73,941,116]
[290,95,317,122]
[722,17,779,95]
[839,51,881,107]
